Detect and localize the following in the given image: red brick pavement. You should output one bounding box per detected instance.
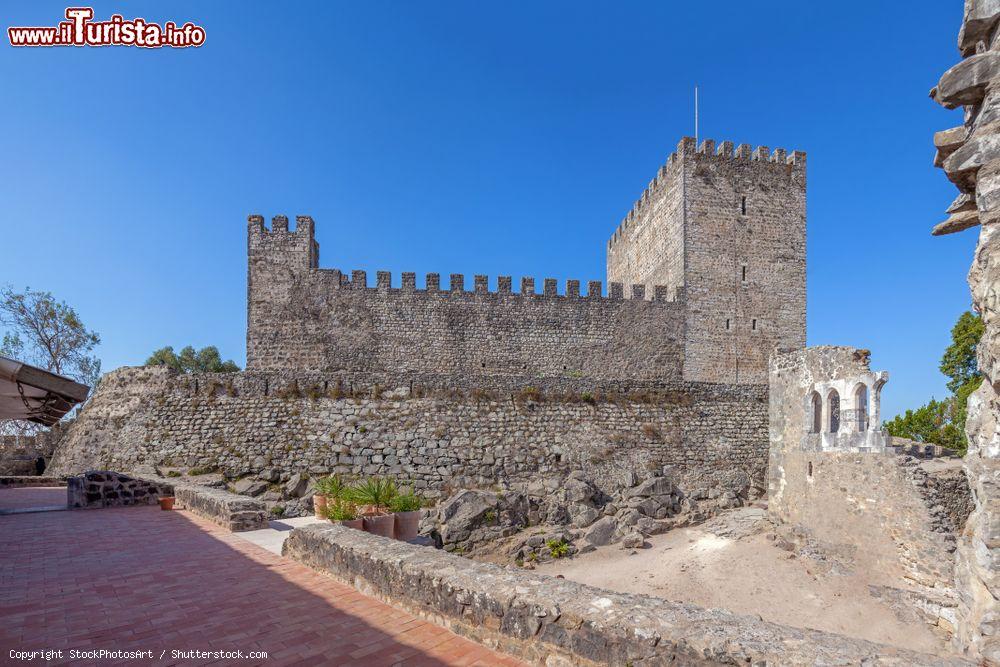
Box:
[0,486,67,511]
[0,506,524,666]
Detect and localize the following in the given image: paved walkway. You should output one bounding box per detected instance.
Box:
[237,515,325,555]
[0,505,523,666]
[0,486,67,512]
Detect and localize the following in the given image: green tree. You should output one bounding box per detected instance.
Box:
[885,310,983,455]
[940,311,984,393]
[144,345,240,373]
[0,286,101,387]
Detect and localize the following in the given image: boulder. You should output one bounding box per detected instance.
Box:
[284,473,308,498]
[563,477,598,504]
[258,468,280,483]
[438,489,499,545]
[584,517,617,546]
[626,477,673,498]
[569,504,600,528]
[233,478,268,497]
[621,531,646,549]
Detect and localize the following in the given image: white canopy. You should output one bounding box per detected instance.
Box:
[0,356,90,426]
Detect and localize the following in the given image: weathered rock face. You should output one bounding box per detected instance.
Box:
[931,2,1000,660]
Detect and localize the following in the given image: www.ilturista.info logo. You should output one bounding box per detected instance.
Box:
[8,7,206,48]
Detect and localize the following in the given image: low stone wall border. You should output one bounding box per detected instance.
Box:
[283,524,970,666]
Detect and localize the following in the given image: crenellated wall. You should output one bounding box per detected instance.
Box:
[607,137,807,385]
[246,135,806,385]
[247,215,686,379]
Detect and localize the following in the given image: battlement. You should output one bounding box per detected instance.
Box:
[608,137,806,248]
[248,214,316,236]
[324,269,682,303]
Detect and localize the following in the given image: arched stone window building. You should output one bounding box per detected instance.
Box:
[809,391,822,434]
[828,389,840,433]
[854,383,869,432]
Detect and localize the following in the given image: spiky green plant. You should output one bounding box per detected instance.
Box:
[323,498,359,521]
[389,493,422,513]
[348,477,397,512]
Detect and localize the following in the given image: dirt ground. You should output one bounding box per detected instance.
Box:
[536,507,950,655]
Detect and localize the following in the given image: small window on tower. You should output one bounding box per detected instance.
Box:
[725,318,730,331]
[741,196,747,215]
[752,319,757,331]
[741,265,747,282]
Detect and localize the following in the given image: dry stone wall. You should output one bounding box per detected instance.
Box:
[931,2,1000,660]
[46,366,769,502]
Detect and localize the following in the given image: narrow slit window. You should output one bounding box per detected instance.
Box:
[741,196,747,215]
[725,318,730,331]
[752,319,757,331]
[741,265,747,282]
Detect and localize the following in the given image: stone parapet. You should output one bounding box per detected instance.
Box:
[134,473,268,532]
[0,476,66,488]
[67,471,168,509]
[283,524,970,666]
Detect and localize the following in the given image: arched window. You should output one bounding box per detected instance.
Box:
[854,384,869,432]
[828,390,840,433]
[809,391,822,433]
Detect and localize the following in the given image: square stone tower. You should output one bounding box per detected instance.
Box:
[607,137,806,384]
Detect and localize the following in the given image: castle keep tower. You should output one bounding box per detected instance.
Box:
[607,137,807,384]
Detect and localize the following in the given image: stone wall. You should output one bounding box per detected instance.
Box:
[133,473,268,532]
[46,366,769,502]
[930,1,1000,660]
[607,137,807,384]
[0,476,65,488]
[67,471,168,509]
[768,346,972,633]
[0,431,61,476]
[283,524,970,666]
[247,215,685,381]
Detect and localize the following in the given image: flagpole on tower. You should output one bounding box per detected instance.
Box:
[694,85,699,145]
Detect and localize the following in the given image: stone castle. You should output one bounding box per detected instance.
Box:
[247,136,806,385]
[45,134,807,509]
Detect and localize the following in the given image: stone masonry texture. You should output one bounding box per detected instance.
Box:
[46,366,769,502]
[931,1,1000,661]
[607,137,807,384]
[247,136,804,386]
[283,523,971,666]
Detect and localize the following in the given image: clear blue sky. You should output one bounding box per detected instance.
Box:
[0,1,973,419]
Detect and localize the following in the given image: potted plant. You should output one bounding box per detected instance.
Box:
[158,495,175,511]
[313,475,345,518]
[324,498,363,529]
[390,493,423,541]
[350,477,397,538]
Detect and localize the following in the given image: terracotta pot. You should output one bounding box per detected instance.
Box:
[362,513,395,538]
[394,510,422,541]
[313,494,328,518]
[159,497,175,511]
[336,518,363,530]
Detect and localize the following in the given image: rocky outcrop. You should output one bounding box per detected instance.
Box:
[427,471,746,559]
[931,2,1000,660]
